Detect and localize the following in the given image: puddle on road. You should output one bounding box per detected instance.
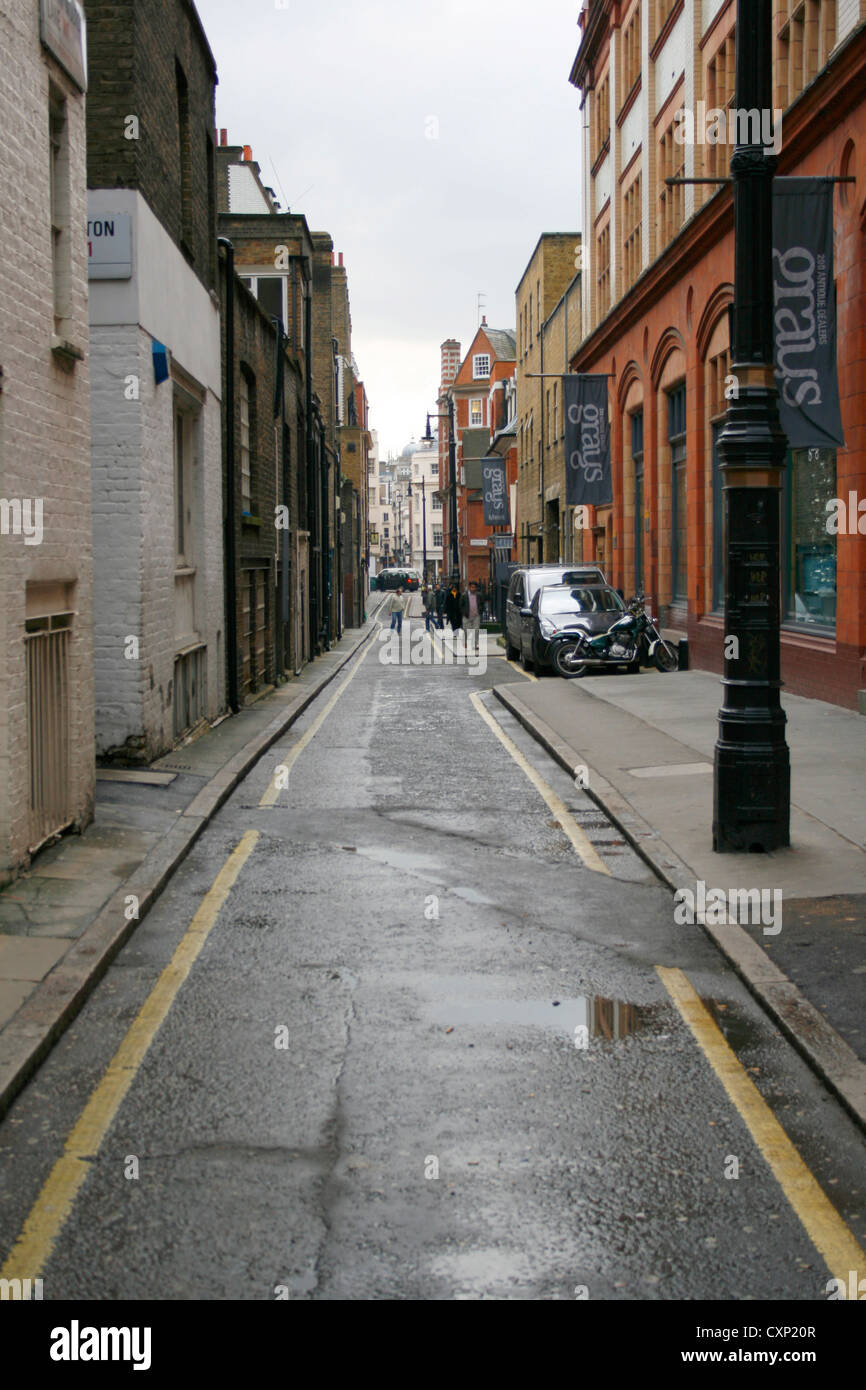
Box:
[702,997,765,1055]
[430,992,658,1041]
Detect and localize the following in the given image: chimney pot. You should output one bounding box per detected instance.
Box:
[220,128,227,146]
[242,144,253,162]
[339,252,344,267]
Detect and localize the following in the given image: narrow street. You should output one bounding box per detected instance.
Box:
[1,601,864,1302]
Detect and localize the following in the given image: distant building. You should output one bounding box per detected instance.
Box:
[408,436,443,581]
[216,136,316,681]
[0,0,93,878]
[515,234,581,565]
[438,322,517,587]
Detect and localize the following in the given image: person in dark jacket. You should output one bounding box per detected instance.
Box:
[444,580,462,631]
[434,583,446,628]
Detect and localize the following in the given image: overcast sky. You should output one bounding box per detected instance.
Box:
[195,0,583,460]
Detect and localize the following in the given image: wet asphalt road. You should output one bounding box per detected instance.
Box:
[1,607,865,1301]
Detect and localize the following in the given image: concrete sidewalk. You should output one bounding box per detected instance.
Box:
[0,601,385,1118]
[494,668,866,1129]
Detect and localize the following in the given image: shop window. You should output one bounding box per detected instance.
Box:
[783,447,836,628]
[668,384,687,601]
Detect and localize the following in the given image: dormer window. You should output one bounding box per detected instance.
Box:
[473,353,490,379]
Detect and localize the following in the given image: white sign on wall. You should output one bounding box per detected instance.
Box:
[87,214,132,279]
[40,0,87,92]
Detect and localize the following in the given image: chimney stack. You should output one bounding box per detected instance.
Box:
[440,338,461,390]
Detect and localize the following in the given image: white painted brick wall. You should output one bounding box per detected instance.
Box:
[90,192,224,760]
[0,0,94,879]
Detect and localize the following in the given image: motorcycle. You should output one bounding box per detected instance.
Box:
[552,594,679,678]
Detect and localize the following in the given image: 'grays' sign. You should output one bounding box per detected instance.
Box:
[772,178,844,450]
[481,457,508,526]
[563,375,611,508]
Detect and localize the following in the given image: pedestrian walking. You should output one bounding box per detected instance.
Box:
[444,580,462,632]
[461,580,482,652]
[387,587,406,635]
[435,582,446,629]
[422,583,436,633]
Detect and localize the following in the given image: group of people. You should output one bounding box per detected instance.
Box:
[383,577,486,651]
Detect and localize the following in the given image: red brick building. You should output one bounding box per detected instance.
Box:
[570,1,866,709]
[438,322,517,587]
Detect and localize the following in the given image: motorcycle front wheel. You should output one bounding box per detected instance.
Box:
[553,641,588,678]
[654,640,679,672]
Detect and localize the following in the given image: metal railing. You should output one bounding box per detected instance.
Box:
[25,616,72,851]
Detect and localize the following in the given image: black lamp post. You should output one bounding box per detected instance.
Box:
[713,0,790,851]
[425,406,458,579]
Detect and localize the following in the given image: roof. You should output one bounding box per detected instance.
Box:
[484,329,516,361]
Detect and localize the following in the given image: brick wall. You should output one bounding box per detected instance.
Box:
[84,0,218,290]
[0,0,94,879]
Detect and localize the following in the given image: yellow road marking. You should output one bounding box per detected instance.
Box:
[657,965,865,1284]
[469,691,610,876]
[259,634,377,806]
[1,830,260,1283]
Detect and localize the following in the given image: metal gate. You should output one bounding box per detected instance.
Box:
[25,616,72,851]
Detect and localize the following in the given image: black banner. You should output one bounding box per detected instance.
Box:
[480,456,508,526]
[564,375,611,507]
[772,178,844,449]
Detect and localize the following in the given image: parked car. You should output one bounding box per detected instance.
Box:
[528,583,631,672]
[504,564,606,665]
[375,568,420,591]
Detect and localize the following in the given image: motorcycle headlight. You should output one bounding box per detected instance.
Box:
[538,618,556,638]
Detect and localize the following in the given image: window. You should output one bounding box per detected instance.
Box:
[239,274,288,329]
[473,354,490,379]
[432,529,443,547]
[667,384,687,601]
[239,369,253,513]
[431,491,443,509]
[553,381,559,440]
[596,224,611,321]
[706,34,736,183]
[174,409,196,563]
[783,447,836,628]
[655,0,677,39]
[622,173,642,291]
[631,408,645,594]
[49,89,71,334]
[470,399,484,426]
[657,118,685,251]
[708,345,731,611]
[778,0,836,108]
[591,71,610,166]
[622,5,641,100]
[430,461,438,476]
[176,61,193,254]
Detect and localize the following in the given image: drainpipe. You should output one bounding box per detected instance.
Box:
[304,274,318,657]
[217,237,240,713]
